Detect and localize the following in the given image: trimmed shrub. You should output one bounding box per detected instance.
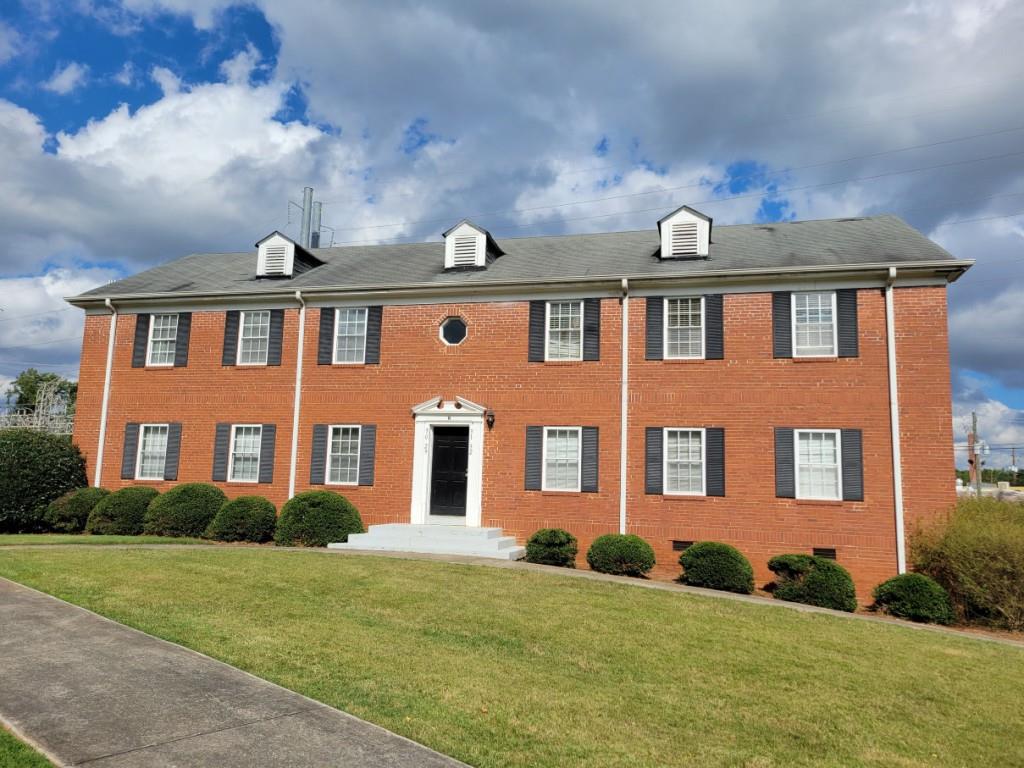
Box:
[274,490,363,547]
[586,534,656,577]
[768,554,857,612]
[525,528,578,567]
[206,496,277,543]
[143,483,227,537]
[912,498,1024,630]
[86,487,159,535]
[679,541,754,594]
[0,428,88,532]
[44,487,110,533]
[872,573,954,625]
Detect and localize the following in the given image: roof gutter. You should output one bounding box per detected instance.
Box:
[93,298,117,488]
[64,259,974,308]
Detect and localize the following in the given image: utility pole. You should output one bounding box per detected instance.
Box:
[299,186,314,248]
[310,201,322,248]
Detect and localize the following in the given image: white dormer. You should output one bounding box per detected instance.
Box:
[256,231,296,277]
[657,205,712,259]
[442,220,491,269]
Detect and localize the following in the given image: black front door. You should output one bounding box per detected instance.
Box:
[430,426,469,517]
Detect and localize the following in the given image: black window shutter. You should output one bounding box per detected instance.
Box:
[259,424,276,484]
[212,423,231,481]
[527,301,546,362]
[164,423,182,481]
[645,297,664,360]
[222,311,240,366]
[841,428,864,501]
[310,424,328,484]
[131,315,150,368]
[706,427,725,497]
[645,427,663,494]
[121,423,140,479]
[583,299,601,361]
[705,294,724,360]
[173,313,191,367]
[774,427,795,498]
[524,426,543,489]
[581,426,599,492]
[358,425,377,486]
[836,289,859,358]
[317,308,335,365]
[267,309,284,366]
[365,306,383,364]
[772,292,792,358]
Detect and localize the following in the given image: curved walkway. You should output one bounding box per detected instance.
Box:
[0,578,465,768]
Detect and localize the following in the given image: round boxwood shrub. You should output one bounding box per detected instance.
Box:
[86,486,159,535]
[768,554,857,612]
[44,487,110,533]
[679,541,755,594]
[143,483,227,537]
[0,428,88,532]
[872,573,954,625]
[525,528,578,567]
[206,496,277,543]
[274,490,363,547]
[586,534,656,577]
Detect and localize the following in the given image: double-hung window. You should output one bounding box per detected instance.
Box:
[136,424,169,480]
[545,301,583,361]
[542,427,581,491]
[664,428,705,495]
[795,429,841,500]
[229,425,263,482]
[238,310,271,365]
[792,291,837,357]
[665,297,704,359]
[147,314,178,366]
[327,425,361,484]
[333,308,368,364]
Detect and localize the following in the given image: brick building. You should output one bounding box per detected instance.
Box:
[68,206,970,594]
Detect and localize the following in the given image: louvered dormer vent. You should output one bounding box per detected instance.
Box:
[451,235,479,267]
[670,222,699,257]
[255,231,299,277]
[262,244,289,275]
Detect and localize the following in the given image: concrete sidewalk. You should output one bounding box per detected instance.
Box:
[0,578,465,767]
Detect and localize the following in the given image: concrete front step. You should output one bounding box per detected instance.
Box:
[328,524,526,560]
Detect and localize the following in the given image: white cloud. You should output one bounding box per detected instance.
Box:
[113,61,136,86]
[150,65,181,95]
[42,61,89,95]
[219,43,261,85]
[0,22,20,65]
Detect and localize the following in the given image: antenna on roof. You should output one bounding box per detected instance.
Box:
[299,187,314,248]
[311,201,322,248]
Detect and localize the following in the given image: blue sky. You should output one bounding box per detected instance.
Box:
[0,0,1022,464]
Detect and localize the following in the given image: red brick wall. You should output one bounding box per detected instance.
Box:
[71,285,955,597]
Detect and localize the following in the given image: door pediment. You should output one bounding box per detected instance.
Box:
[410,396,487,417]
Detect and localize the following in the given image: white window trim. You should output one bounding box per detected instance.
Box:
[228,423,263,484]
[439,317,468,346]
[146,314,177,367]
[237,310,271,367]
[662,427,707,496]
[325,424,361,486]
[541,426,583,492]
[331,307,368,365]
[791,291,838,359]
[793,428,843,501]
[662,296,706,360]
[544,300,584,362]
[135,423,169,481]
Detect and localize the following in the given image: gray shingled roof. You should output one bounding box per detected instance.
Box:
[72,214,961,301]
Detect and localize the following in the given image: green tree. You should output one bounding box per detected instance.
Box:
[4,369,77,413]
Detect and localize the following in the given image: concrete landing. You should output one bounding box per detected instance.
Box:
[329,524,525,560]
[0,578,465,767]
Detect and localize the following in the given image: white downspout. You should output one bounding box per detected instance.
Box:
[885,267,907,573]
[619,278,629,534]
[93,298,117,488]
[288,291,306,500]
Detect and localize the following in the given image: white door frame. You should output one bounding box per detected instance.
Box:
[410,396,485,526]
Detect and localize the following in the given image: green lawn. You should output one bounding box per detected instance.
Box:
[0,548,1021,767]
[0,726,51,768]
[0,534,213,546]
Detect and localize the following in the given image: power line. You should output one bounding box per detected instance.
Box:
[0,307,74,324]
[0,335,81,349]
